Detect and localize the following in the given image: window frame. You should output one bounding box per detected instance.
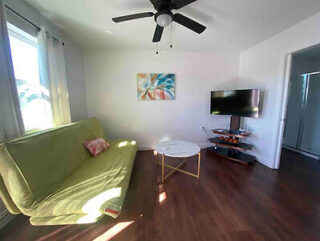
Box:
[7,22,53,133]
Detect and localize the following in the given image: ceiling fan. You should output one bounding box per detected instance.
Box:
[112,0,206,43]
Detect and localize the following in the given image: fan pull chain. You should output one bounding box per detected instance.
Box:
[156,42,159,55]
[170,24,173,48]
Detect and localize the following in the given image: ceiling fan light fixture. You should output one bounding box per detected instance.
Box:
[112,0,206,43]
[156,13,172,27]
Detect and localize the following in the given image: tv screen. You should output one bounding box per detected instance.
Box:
[210,89,260,118]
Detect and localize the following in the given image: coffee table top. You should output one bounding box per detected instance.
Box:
[155,140,200,158]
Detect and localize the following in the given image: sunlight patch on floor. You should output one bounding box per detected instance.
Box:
[159,192,167,204]
[92,221,135,241]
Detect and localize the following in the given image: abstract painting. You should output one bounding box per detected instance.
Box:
[137,73,175,100]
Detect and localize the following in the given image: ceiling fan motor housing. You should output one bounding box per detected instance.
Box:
[155,9,173,27]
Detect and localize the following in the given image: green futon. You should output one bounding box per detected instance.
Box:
[0,118,137,225]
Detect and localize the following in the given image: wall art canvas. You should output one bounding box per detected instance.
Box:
[137,73,175,100]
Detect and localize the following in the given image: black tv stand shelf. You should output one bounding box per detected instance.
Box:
[208,137,253,152]
[212,129,251,138]
[208,146,256,165]
[207,116,256,165]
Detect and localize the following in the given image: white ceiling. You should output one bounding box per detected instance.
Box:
[25,0,320,51]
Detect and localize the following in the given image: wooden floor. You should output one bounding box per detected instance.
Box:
[1,149,320,241]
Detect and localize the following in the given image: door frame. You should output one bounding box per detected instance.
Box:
[273,54,292,169]
[274,44,320,169]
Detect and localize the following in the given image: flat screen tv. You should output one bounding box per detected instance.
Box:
[210,89,260,118]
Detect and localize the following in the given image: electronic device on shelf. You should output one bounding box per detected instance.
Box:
[210,89,260,118]
[207,88,261,165]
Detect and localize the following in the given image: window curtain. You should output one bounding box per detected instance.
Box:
[0,0,24,226]
[37,27,71,127]
[0,1,25,141]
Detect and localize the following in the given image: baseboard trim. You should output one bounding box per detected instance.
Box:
[138,143,277,169]
[138,142,212,151]
[283,145,319,160]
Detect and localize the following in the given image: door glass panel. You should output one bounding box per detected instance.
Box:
[283,75,307,148]
[300,73,320,155]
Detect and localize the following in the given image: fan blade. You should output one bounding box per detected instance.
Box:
[171,0,197,10]
[149,0,158,8]
[112,12,154,23]
[173,13,206,33]
[152,25,164,42]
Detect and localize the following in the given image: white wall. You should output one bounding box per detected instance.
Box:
[238,12,320,168]
[84,49,239,150]
[64,42,87,121]
[4,0,87,121]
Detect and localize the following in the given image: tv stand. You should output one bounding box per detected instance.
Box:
[230,115,241,131]
[207,116,256,165]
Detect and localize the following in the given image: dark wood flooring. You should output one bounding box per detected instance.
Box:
[1,149,320,241]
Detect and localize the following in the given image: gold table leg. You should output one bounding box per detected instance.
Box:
[161,154,165,183]
[160,152,201,183]
[197,152,201,178]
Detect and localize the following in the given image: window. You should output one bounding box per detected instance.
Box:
[7,23,53,132]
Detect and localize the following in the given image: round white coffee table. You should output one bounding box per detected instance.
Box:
[155,141,201,183]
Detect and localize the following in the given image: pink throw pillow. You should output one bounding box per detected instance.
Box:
[84,138,110,157]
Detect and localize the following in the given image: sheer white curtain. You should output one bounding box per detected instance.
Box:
[38,27,71,127]
[0,2,24,140]
[0,0,24,227]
